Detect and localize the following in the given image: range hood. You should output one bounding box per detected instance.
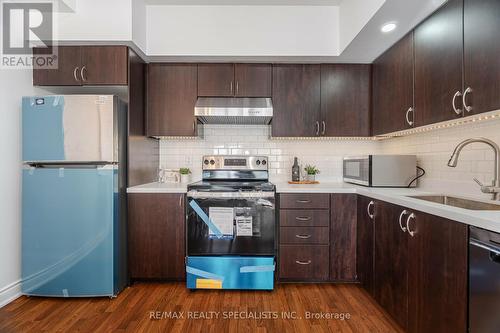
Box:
[194,97,273,125]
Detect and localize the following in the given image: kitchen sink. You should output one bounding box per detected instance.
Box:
[407,195,500,211]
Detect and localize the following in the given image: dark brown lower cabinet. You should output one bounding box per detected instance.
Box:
[356,196,375,295]
[373,201,409,331]
[330,194,357,281]
[279,245,329,281]
[128,193,185,280]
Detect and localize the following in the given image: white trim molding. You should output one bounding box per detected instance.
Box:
[0,280,22,308]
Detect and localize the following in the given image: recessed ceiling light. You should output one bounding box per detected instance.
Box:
[381,22,397,33]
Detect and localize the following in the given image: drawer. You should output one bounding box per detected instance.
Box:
[280,227,329,245]
[280,209,330,227]
[280,193,330,209]
[279,245,329,281]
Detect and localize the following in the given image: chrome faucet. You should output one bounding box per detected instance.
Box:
[447,137,500,200]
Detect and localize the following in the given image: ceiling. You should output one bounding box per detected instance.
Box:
[144,0,343,5]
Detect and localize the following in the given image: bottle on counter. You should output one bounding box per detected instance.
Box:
[292,157,300,181]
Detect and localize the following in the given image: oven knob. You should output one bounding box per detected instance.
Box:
[261,160,267,165]
[256,160,261,165]
[210,159,215,165]
[204,159,209,165]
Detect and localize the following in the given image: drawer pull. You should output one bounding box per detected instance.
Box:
[296,199,311,204]
[295,216,312,221]
[295,234,312,239]
[295,260,312,265]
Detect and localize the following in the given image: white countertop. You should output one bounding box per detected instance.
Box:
[127,182,188,193]
[127,181,500,233]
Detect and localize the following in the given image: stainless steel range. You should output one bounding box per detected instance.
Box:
[186,156,276,290]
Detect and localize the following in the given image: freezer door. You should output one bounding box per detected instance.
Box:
[22,95,118,163]
[21,167,118,297]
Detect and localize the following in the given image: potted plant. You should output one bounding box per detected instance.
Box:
[179,168,191,183]
[304,165,320,182]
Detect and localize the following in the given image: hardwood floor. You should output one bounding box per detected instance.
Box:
[0,283,403,333]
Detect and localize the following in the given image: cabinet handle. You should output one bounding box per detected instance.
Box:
[236,81,239,95]
[192,120,196,132]
[295,234,312,239]
[367,201,374,219]
[315,121,320,135]
[295,216,312,221]
[321,121,326,136]
[179,195,183,208]
[73,67,80,82]
[296,199,311,204]
[295,260,312,265]
[80,66,87,82]
[230,81,234,95]
[406,212,416,237]
[405,107,414,126]
[399,210,408,232]
[452,91,463,115]
[463,87,473,113]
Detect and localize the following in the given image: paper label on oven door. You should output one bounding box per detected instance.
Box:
[208,207,234,237]
[236,216,253,236]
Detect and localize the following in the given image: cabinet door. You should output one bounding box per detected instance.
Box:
[234,64,272,97]
[321,65,371,137]
[33,46,82,86]
[330,194,357,281]
[414,0,464,126]
[128,193,185,280]
[372,33,414,135]
[356,196,375,295]
[147,64,198,137]
[407,211,467,333]
[198,63,235,97]
[80,46,128,85]
[373,201,408,331]
[464,0,500,115]
[272,64,321,137]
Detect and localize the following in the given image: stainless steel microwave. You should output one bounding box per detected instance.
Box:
[343,155,417,187]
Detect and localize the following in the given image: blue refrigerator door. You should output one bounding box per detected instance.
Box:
[22,95,117,163]
[21,167,118,297]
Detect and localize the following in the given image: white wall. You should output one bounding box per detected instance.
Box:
[146,5,339,56]
[132,0,148,51]
[53,0,132,41]
[0,69,44,308]
[338,0,385,53]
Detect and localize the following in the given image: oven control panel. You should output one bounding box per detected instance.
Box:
[202,155,268,170]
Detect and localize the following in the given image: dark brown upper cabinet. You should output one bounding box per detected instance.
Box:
[234,64,272,97]
[272,64,321,137]
[198,63,272,97]
[321,64,371,137]
[198,63,235,97]
[33,46,128,86]
[463,0,500,115]
[414,0,464,126]
[372,33,415,136]
[147,63,198,137]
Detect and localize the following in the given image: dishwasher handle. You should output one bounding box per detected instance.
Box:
[470,239,500,263]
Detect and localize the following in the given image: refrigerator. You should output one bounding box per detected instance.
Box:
[21,95,128,297]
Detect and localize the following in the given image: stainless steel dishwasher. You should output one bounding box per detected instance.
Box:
[469,226,500,333]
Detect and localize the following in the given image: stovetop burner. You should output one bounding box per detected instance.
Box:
[188,180,275,192]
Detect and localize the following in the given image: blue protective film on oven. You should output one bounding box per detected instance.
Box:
[239,265,275,273]
[186,266,225,281]
[188,199,223,237]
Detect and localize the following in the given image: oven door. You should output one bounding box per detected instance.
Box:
[187,192,275,256]
[343,156,371,186]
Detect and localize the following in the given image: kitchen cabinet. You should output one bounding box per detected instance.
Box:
[197,63,272,97]
[330,194,357,281]
[321,65,371,137]
[147,64,198,137]
[33,46,128,86]
[414,0,464,126]
[279,245,329,281]
[372,33,414,135]
[356,196,375,295]
[373,201,409,331]
[272,64,321,137]
[128,193,185,280]
[463,0,500,115]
